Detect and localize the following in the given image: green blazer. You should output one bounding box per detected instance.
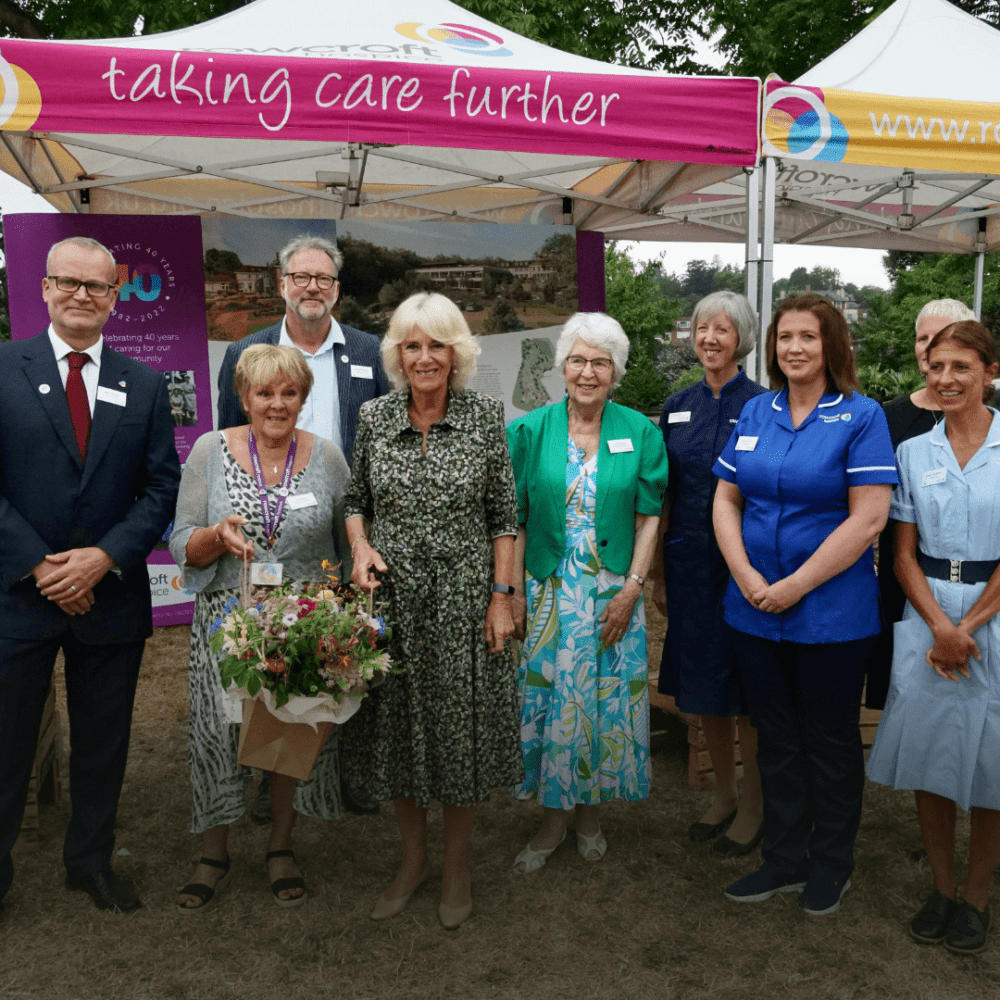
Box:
[507,399,669,581]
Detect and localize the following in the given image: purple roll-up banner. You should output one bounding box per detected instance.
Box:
[5,213,209,627]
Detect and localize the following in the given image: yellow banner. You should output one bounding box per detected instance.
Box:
[764,79,1000,174]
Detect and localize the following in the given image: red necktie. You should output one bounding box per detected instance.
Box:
[66,351,92,462]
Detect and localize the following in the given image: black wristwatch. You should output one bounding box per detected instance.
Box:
[491,583,516,595]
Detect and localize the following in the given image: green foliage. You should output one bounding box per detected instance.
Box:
[604,243,679,354]
[667,364,706,397]
[482,295,525,334]
[337,235,422,302]
[858,364,925,404]
[613,349,669,412]
[338,295,387,338]
[204,248,242,275]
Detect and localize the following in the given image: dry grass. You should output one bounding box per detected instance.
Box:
[3,594,997,1000]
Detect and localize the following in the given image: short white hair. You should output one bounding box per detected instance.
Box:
[278,234,343,276]
[691,291,757,361]
[554,313,630,389]
[915,298,975,332]
[46,236,116,277]
[382,292,480,391]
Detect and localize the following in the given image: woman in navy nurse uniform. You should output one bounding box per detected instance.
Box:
[712,293,897,916]
[652,291,768,857]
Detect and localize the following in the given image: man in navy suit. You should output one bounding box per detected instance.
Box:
[217,234,389,819]
[0,236,180,915]
[216,233,390,464]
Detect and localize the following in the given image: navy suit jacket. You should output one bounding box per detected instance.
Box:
[216,321,391,464]
[0,333,181,643]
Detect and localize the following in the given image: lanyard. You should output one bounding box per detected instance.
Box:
[247,429,297,550]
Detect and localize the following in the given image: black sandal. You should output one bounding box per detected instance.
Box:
[177,855,232,915]
[266,849,307,908]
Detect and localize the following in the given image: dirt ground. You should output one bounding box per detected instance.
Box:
[2,588,996,1000]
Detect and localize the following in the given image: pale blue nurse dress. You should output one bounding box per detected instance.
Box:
[866,412,1000,811]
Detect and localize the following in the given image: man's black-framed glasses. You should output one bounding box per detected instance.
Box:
[47,276,117,298]
[284,271,337,290]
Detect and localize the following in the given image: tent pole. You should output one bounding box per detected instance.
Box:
[974,251,985,320]
[744,167,761,382]
[758,157,776,386]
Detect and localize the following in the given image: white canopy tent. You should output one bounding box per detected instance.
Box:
[0,0,759,236]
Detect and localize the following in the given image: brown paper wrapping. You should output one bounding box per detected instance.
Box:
[237,697,333,780]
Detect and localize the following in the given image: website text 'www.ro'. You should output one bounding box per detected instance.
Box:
[868,112,999,143]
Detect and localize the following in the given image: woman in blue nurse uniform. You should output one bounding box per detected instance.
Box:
[712,293,897,916]
[651,291,768,857]
[867,321,1000,956]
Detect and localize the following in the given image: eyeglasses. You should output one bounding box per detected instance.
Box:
[47,276,117,298]
[284,271,337,290]
[565,355,613,374]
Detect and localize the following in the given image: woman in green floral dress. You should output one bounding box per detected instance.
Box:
[506,313,668,872]
[343,293,522,930]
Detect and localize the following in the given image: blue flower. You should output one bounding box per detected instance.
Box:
[223,597,239,613]
[209,617,223,635]
[372,616,386,637]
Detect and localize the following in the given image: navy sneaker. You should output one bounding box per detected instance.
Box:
[724,863,806,903]
[798,873,852,916]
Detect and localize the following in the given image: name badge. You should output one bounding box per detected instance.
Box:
[96,385,127,407]
[287,492,318,510]
[922,467,947,487]
[735,436,758,452]
[250,562,283,586]
[607,438,634,454]
[350,365,373,379]
[667,411,691,424]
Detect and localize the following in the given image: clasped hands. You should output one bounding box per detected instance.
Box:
[33,546,114,616]
[737,567,807,615]
[927,623,978,682]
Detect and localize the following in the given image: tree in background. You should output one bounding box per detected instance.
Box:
[604,243,678,355]
[483,295,525,334]
[203,248,243,276]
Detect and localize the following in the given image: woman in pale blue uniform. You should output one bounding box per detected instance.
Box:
[712,293,896,917]
[867,320,1000,955]
[507,313,668,872]
[652,291,768,856]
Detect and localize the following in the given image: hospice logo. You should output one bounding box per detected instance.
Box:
[0,44,41,130]
[395,22,513,57]
[764,82,847,163]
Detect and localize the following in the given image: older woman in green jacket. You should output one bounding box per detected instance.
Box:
[507,312,668,872]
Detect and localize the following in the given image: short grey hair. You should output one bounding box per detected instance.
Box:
[691,291,757,361]
[46,236,116,276]
[915,298,975,332]
[278,234,343,276]
[382,292,480,391]
[554,313,630,389]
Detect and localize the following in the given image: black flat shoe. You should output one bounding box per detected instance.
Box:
[66,869,142,914]
[266,849,307,909]
[688,807,737,843]
[944,899,991,955]
[177,855,233,915]
[710,823,764,859]
[909,888,956,945]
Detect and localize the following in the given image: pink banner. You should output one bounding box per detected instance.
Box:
[0,39,758,165]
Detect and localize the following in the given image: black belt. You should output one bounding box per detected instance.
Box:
[918,552,1000,584]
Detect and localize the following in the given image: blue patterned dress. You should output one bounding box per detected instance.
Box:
[512,440,651,808]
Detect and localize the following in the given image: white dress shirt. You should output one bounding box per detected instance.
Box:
[279,317,345,452]
[48,325,103,416]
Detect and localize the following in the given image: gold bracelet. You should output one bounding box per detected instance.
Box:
[351,534,368,553]
[213,522,223,544]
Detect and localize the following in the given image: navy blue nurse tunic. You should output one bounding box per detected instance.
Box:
[658,370,768,714]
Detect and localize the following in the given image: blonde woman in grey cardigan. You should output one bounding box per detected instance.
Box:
[169,345,351,913]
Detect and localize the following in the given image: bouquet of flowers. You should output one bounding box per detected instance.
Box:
[209,560,393,728]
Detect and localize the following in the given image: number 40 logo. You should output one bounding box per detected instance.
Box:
[115,263,162,302]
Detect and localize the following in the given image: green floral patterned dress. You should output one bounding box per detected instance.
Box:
[512,440,651,807]
[340,390,524,808]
